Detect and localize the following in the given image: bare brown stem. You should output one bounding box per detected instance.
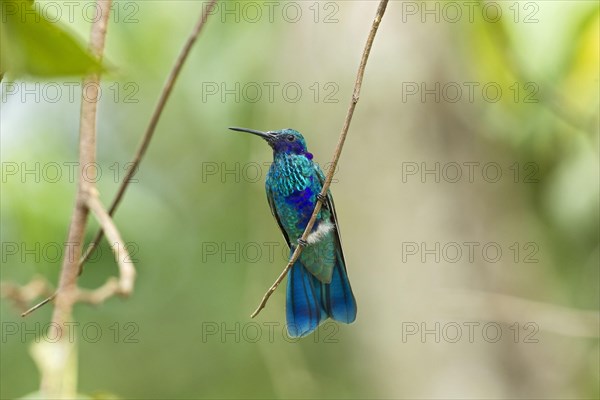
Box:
[85,189,136,294]
[250,0,389,319]
[75,277,121,305]
[42,0,112,396]
[50,0,112,329]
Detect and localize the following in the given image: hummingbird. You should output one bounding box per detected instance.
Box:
[229,127,357,337]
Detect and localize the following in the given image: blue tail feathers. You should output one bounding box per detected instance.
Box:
[286,249,357,338]
[286,260,326,337]
[324,249,357,324]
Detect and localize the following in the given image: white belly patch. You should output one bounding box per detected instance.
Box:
[306,220,334,244]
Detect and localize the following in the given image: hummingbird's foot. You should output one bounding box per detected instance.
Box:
[297,238,308,247]
[317,193,328,203]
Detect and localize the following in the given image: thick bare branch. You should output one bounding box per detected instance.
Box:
[251,0,390,318]
[41,0,113,396]
[50,0,113,330]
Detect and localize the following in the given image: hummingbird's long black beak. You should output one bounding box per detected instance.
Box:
[229,127,275,140]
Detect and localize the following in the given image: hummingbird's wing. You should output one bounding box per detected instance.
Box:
[266,185,291,247]
[314,164,357,323]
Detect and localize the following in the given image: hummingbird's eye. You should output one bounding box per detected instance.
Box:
[286,135,295,142]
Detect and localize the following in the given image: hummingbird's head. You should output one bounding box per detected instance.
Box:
[229,127,310,156]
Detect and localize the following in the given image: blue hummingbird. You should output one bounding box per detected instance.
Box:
[229,127,357,338]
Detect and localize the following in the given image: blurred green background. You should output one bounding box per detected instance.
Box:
[1,1,599,398]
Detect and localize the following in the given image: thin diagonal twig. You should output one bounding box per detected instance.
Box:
[24,0,218,316]
[250,0,389,318]
[21,293,56,317]
[79,0,218,271]
[0,276,54,313]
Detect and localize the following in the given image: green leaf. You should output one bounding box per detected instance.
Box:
[0,0,104,77]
